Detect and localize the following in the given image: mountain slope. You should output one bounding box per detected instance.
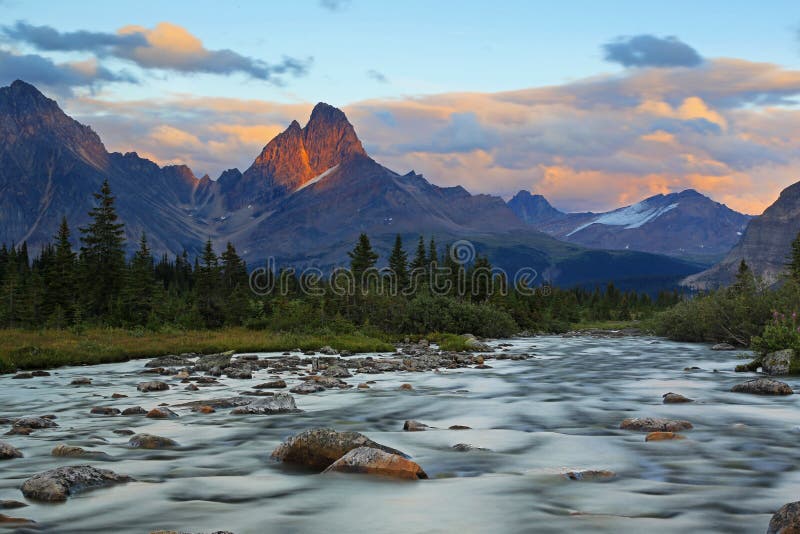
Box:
[0,80,704,292]
[0,80,211,257]
[509,189,750,264]
[684,180,800,288]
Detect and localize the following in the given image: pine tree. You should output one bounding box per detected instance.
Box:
[195,239,223,327]
[732,259,755,294]
[125,232,156,325]
[409,236,428,294]
[45,217,77,326]
[79,180,126,318]
[348,233,378,285]
[220,242,249,325]
[789,231,800,284]
[387,235,409,293]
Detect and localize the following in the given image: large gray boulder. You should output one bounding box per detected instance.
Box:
[20,466,132,502]
[620,417,693,432]
[230,393,300,415]
[768,501,800,533]
[731,378,793,395]
[762,349,796,376]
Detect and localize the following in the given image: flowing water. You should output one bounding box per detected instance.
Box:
[0,335,797,533]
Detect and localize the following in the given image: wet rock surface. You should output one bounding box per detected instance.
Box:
[128,434,178,449]
[230,393,300,415]
[768,501,800,534]
[322,446,428,480]
[662,392,693,404]
[620,417,693,432]
[20,466,132,502]
[731,378,794,395]
[0,440,22,459]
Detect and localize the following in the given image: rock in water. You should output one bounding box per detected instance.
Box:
[90,406,121,416]
[322,365,351,378]
[768,501,800,534]
[70,377,92,385]
[662,392,693,404]
[290,382,326,394]
[711,343,736,351]
[13,417,57,429]
[620,417,693,432]
[146,407,179,419]
[762,350,796,376]
[322,447,427,480]
[645,431,687,442]
[254,380,287,389]
[128,434,178,449]
[564,470,616,481]
[145,354,193,368]
[20,466,132,502]
[137,381,169,392]
[403,420,429,432]
[51,444,111,460]
[271,428,410,471]
[121,406,147,416]
[0,514,34,525]
[0,441,22,459]
[731,378,793,395]
[230,393,300,415]
[194,352,233,372]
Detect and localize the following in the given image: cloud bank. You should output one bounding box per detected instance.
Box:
[603,34,703,68]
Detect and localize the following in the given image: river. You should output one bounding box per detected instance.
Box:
[0,335,796,533]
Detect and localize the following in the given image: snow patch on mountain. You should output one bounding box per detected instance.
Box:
[567,201,679,236]
[294,165,339,192]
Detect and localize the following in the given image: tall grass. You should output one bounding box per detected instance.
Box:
[0,328,394,373]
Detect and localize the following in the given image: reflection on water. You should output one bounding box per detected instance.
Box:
[0,336,796,533]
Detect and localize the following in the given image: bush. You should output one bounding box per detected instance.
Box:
[751,311,800,355]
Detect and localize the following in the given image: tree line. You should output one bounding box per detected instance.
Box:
[0,181,681,336]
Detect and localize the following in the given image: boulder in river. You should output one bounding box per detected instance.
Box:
[193,405,216,414]
[254,380,286,389]
[761,350,797,376]
[12,372,33,379]
[768,501,800,534]
[322,446,428,480]
[128,434,178,449]
[20,465,132,502]
[51,444,111,460]
[711,343,736,351]
[0,441,22,459]
[0,514,34,525]
[121,406,147,416]
[290,382,326,395]
[319,346,338,355]
[322,365,351,378]
[0,500,27,509]
[13,417,57,429]
[70,377,92,385]
[731,378,793,395]
[399,383,414,391]
[146,407,179,419]
[645,431,687,442]
[145,354,193,368]
[620,417,693,432]
[271,428,410,471]
[137,381,170,392]
[224,368,252,379]
[452,443,490,452]
[194,352,233,372]
[564,469,616,481]
[662,392,693,404]
[230,393,300,415]
[403,420,429,432]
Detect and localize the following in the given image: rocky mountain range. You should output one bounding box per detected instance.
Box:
[684,180,800,288]
[0,80,706,291]
[508,189,751,265]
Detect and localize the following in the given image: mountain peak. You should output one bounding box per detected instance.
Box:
[507,191,564,224]
[303,101,367,172]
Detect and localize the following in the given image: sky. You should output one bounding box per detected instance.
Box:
[1,0,800,214]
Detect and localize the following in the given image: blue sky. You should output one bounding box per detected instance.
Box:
[2,0,800,214]
[4,0,799,104]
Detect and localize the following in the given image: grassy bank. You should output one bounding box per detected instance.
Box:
[0,328,395,373]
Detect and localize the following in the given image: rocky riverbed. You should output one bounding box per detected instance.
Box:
[1,335,799,533]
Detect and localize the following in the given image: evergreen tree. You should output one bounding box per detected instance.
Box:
[409,235,428,294]
[220,242,250,325]
[125,232,156,325]
[348,233,378,284]
[195,239,223,327]
[732,259,755,294]
[79,180,126,318]
[45,217,77,326]
[387,235,409,293]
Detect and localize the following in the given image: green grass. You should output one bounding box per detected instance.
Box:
[426,333,471,352]
[0,328,394,373]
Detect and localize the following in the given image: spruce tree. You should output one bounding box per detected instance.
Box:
[220,242,249,325]
[387,235,409,293]
[125,232,156,325]
[348,233,378,285]
[79,179,126,318]
[45,217,77,325]
[195,238,223,327]
[409,235,428,294]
